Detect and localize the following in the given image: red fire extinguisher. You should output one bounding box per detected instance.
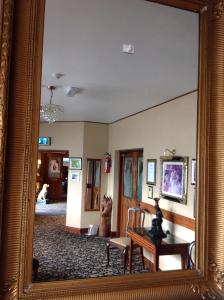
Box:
[104,152,111,173]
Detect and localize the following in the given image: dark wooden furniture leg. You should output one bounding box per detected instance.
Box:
[106,242,110,266]
[154,252,159,272]
[140,247,145,269]
[181,247,189,269]
[123,248,128,274]
[128,239,133,273]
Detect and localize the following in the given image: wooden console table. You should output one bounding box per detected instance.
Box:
[128,227,190,272]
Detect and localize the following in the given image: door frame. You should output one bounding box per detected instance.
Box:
[37,149,69,201]
[84,158,101,211]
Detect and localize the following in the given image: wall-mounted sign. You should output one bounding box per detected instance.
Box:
[39,136,51,146]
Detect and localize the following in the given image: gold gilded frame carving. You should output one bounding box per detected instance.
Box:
[0,0,224,299]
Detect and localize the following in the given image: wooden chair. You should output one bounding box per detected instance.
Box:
[188,241,195,269]
[106,207,146,274]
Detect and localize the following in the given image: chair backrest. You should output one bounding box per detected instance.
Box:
[126,207,145,235]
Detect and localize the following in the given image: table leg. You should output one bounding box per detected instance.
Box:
[181,247,188,269]
[154,253,159,272]
[140,247,145,269]
[128,239,133,273]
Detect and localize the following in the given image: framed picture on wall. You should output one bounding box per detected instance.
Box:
[48,157,61,178]
[70,171,80,182]
[146,159,156,185]
[160,156,188,204]
[69,157,82,170]
[148,186,153,199]
[191,159,196,185]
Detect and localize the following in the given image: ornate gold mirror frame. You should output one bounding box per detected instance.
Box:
[0,0,224,299]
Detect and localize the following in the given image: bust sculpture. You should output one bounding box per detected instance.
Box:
[147,198,167,240]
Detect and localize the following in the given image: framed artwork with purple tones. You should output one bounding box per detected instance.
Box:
[160,156,188,204]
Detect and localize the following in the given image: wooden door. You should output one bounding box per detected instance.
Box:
[118,150,143,236]
[85,159,101,210]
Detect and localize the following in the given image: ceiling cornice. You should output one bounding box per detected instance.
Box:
[146,0,209,13]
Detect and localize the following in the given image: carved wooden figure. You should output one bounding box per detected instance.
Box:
[99,196,112,237]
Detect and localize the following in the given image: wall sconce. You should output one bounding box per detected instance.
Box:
[163,148,176,157]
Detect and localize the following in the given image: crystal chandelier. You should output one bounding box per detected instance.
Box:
[40,85,64,123]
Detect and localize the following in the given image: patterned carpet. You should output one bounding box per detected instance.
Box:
[35,202,67,216]
[33,216,149,282]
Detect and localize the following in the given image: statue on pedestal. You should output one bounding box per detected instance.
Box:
[147,198,167,240]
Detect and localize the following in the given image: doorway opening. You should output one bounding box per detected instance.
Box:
[36,150,69,203]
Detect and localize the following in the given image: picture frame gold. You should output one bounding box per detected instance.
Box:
[0,1,224,300]
[191,159,197,185]
[160,156,188,204]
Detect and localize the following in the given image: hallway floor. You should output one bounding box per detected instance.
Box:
[35,202,67,216]
[33,212,149,282]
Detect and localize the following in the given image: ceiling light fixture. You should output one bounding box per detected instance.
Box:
[40,85,64,124]
[163,148,176,157]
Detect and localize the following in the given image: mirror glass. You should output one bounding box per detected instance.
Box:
[33,0,198,282]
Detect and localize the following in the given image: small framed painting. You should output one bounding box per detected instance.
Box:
[48,157,60,178]
[146,159,156,185]
[70,171,80,182]
[191,159,196,185]
[69,157,82,170]
[148,186,153,199]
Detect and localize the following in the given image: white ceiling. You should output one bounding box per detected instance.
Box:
[41,0,199,123]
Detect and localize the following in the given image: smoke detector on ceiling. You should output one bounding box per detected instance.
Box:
[51,72,64,79]
[122,44,134,54]
[64,86,81,97]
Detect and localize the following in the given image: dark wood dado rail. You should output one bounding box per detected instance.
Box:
[140,202,195,231]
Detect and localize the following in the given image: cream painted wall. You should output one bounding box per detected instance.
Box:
[39,122,109,229]
[108,92,197,270]
[39,93,197,270]
[39,122,84,153]
[39,122,84,228]
[108,91,197,231]
[81,122,109,228]
[39,92,197,242]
